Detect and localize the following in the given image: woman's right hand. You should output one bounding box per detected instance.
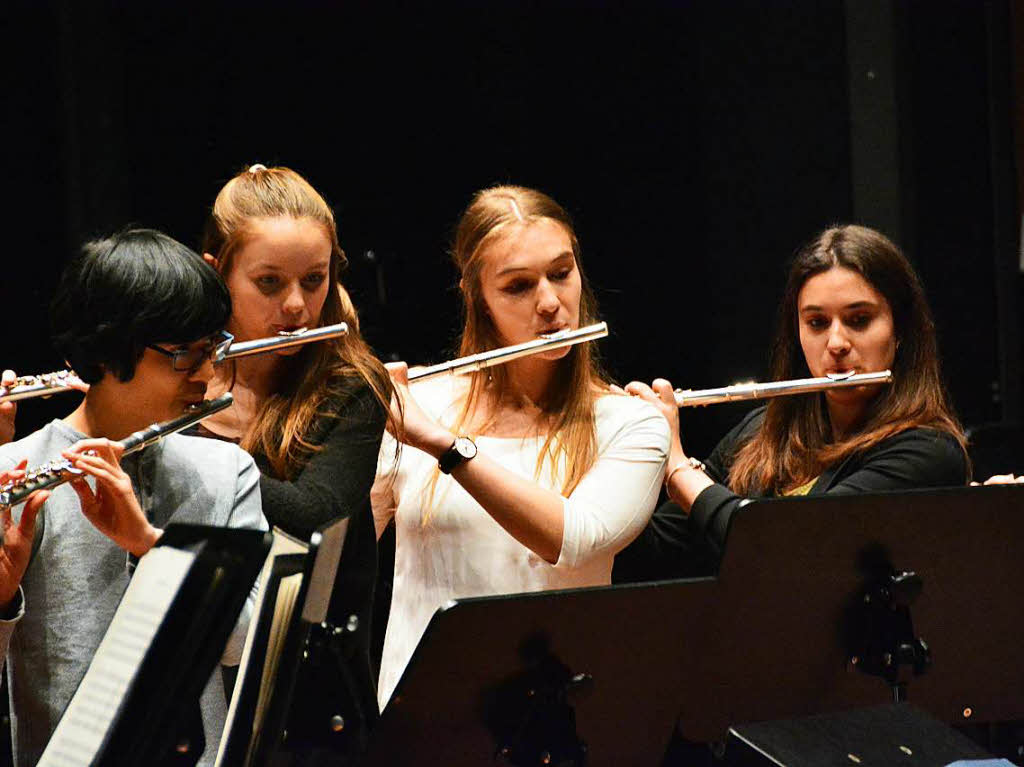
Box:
[624,378,684,467]
[973,473,1023,485]
[385,362,456,459]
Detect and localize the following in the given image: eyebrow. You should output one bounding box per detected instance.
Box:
[496,251,574,277]
[249,260,330,271]
[799,300,877,313]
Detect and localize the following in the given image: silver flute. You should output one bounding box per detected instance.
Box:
[0,393,234,509]
[215,323,348,361]
[408,322,609,382]
[0,324,349,404]
[0,371,84,404]
[674,370,893,408]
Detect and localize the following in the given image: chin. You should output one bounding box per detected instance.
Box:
[538,346,573,361]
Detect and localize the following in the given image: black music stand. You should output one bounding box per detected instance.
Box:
[217,516,350,767]
[365,577,718,766]
[363,484,1024,766]
[675,484,1024,742]
[39,524,271,767]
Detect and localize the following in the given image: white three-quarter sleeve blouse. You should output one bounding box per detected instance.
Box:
[371,377,669,710]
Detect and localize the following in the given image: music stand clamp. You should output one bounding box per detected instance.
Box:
[843,554,931,702]
[483,635,594,767]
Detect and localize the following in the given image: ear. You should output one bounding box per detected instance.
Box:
[202,252,218,269]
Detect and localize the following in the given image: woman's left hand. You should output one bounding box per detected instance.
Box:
[0,370,18,445]
[62,439,162,557]
[385,362,456,459]
[624,378,685,466]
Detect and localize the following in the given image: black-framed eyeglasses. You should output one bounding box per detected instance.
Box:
[147,331,234,372]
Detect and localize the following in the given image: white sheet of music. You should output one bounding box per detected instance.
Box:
[37,546,196,767]
[215,528,306,767]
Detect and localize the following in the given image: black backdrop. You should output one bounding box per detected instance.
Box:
[2,0,1021,459]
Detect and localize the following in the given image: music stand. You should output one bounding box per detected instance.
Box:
[364,484,1024,766]
[675,484,1024,742]
[38,524,271,767]
[217,516,350,767]
[365,575,718,766]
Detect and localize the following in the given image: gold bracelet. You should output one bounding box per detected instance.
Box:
[664,456,707,488]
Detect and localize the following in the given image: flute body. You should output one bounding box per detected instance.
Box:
[216,323,348,361]
[674,370,893,408]
[1,325,349,405]
[0,371,82,403]
[0,394,234,509]
[409,322,608,383]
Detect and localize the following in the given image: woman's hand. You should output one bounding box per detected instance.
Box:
[972,473,1023,486]
[61,439,161,557]
[385,362,456,459]
[0,462,50,609]
[624,378,685,467]
[65,371,90,394]
[0,370,19,445]
[623,378,711,511]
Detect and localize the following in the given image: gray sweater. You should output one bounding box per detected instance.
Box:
[0,419,267,767]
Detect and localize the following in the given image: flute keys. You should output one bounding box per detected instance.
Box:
[0,458,84,505]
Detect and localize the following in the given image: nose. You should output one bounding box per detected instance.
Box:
[282,282,306,316]
[535,278,560,316]
[188,355,216,385]
[826,319,851,355]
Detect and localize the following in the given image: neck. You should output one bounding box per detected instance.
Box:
[65,387,157,442]
[500,356,561,409]
[218,354,284,398]
[826,398,866,441]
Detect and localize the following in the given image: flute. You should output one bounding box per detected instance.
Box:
[215,323,348,361]
[408,322,608,382]
[0,393,234,509]
[0,324,349,404]
[0,371,84,404]
[674,370,893,408]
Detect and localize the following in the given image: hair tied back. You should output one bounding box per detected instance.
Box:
[248,163,268,173]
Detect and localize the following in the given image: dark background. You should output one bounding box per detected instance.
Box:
[1,1,1023,763]
[2,0,1022,460]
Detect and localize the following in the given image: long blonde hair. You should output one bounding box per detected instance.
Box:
[445,185,608,496]
[202,164,395,479]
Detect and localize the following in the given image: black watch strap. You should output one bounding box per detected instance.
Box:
[439,436,477,474]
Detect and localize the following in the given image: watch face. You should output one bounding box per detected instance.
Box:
[454,437,477,459]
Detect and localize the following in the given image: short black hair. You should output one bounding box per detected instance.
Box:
[51,228,232,383]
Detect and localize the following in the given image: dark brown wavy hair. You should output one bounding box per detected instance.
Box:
[729,225,967,494]
[202,164,395,480]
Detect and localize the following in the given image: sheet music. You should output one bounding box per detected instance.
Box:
[215,528,306,767]
[37,546,196,767]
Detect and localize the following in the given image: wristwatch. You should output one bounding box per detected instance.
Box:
[439,436,478,474]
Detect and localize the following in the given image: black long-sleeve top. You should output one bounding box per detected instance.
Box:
[614,407,968,582]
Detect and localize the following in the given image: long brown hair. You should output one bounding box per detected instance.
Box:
[445,185,608,496]
[202,164,395,479]
[729,225,967,494]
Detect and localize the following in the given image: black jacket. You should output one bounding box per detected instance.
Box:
[614,407,968,582]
